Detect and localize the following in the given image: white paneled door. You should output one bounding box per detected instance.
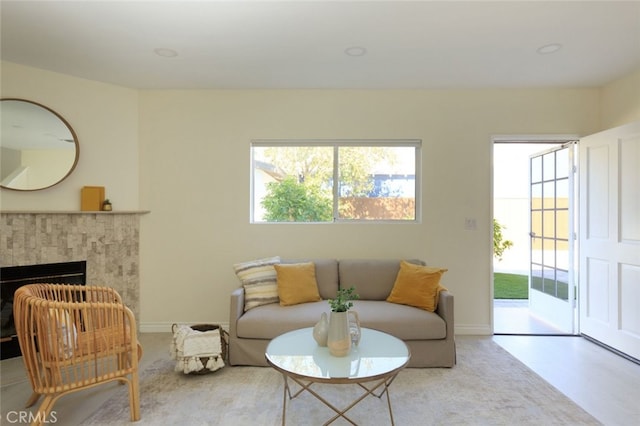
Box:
[579,121,640,360]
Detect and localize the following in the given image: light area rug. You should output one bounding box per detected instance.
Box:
[83,339,600,425]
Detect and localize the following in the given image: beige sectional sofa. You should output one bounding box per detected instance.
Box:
[229,258,455,367]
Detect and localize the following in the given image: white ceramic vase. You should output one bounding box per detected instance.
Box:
[327,311,351,357]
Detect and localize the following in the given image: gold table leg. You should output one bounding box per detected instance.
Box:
[279,373,399,425]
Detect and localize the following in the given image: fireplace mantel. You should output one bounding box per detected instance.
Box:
[1,211,150,215]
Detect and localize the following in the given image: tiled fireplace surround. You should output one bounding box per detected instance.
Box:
[1,212,143,320]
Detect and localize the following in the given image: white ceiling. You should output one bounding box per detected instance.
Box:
[1,1,639,90]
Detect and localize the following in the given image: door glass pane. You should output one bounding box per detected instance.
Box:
[556,148,569,178]
[556,179,569,208]
[543,152,555,181]
[543,210,555,237]
[531,183,542,209]
[542,244,556,268]
[543,181,555,208]
[556,210,569,239]
[531,156,542,183]
[531,267,543,292]
[556,278,569,300]
[556,238,569,251]
[556,246,570,273]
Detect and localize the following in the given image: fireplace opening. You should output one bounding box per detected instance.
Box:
[0,261,86,359]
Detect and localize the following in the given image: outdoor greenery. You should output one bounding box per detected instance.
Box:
[259,145,402,221]
[261,145,392,196]
[328,286,359,312]
[531,276,570,300]
[494,273,528,299]
[261,176,332,222]
[493,219,514,261]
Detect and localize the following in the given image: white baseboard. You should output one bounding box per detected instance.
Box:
[455,324,492,335]
[140,321,230,333]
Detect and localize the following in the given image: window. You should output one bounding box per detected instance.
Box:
[251,140,420,223]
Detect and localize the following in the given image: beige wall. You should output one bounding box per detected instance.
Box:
[3,61,639,335]
[137,88,600,334]
[601,70,640,128]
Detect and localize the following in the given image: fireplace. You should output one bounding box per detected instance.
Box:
[0,261,86,359]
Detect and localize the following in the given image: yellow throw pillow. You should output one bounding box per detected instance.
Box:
[386,261,448,312]
[275,262,322,306]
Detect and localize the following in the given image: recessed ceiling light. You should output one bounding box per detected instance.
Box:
[344,46,367,57]
[537,43,562,55]
[154,48,178,58]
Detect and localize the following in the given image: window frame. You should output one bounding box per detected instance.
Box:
[250,139,421,224]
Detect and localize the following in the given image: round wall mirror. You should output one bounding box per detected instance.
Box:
[1,98,79,191]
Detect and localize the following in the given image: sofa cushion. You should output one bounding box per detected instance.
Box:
[233,256,280,311]
[387,261,448,312]
[351,300,447,340]
[338,259,425,300]
[236,300,329,339]
[236,300,445,341]
[275,263,322,306]
[282,259,338,300]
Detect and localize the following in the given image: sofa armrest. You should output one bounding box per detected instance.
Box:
[229,287,245,338]
[435,290,454,338]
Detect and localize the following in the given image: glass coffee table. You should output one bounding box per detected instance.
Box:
[265,327,410,425]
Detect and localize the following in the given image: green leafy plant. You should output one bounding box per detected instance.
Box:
[493,218,514,261]
[261,176,332,222]
[328,286,359,312]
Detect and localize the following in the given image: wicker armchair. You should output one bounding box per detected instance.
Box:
[13,284,141,425]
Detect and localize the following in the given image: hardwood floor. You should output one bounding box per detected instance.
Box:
[2,333,639,425]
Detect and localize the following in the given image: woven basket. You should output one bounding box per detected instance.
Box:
[190,324,229,362]
[171,323,229,375]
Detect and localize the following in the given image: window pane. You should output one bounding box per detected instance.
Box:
[338,146,416,220]
[251,141,420,223]
[252,146,333,222]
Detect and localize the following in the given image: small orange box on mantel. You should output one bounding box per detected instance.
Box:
[81,186,105,211]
